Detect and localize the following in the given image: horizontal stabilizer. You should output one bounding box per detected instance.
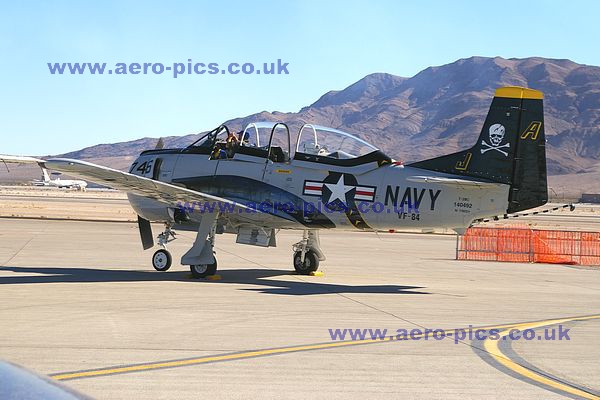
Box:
[406,176,503,188]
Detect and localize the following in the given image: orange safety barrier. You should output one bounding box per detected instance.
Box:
[456,227,600,266]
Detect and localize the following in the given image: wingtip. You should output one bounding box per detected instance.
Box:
[0,155,46,164]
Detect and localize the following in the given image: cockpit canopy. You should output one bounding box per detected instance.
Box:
[295,124,377,159]
[293,124,391,166]
[185,122,291,162]
[185,122,391,166]
[185,124,232,151]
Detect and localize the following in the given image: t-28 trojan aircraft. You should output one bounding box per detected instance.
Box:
[2,86,547,278]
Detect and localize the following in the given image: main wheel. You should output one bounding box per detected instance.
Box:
[190,258,218,278]
[293,250,319,275]
[152,249,172,271]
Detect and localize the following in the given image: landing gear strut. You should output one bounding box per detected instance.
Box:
[292,230,326,275]
[152,224,176,272]
[183,212,219,279]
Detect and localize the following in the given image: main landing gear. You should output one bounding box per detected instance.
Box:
[151,219,325,278]
[150,218,219,278]
[292,230,326,275]
[183,212,219,278]
[190,259,218,279]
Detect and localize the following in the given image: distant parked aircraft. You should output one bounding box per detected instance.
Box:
[0,155,88,190]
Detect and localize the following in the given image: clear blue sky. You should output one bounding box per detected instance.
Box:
[1,0,599,155]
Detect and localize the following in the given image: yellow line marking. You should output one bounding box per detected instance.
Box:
[53,328,459,380]
[52,340,381,380]
[483,315,600,399]
[52,314,600,386]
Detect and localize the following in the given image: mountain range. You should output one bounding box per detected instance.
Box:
[9,56,598,196]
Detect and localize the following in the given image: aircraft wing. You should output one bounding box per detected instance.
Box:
[406,176,506,188]
[10,157,310,229]
[0,155,45,165]
[44,158,248,209]
[43,159,297,230]
[0,360,92,400]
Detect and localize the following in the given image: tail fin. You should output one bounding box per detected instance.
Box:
[41,167,51,182]
[408,86,547,213]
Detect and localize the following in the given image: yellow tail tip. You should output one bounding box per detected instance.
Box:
[495,86,544,100]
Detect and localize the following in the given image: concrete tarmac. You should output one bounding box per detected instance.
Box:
[0,218,599,399]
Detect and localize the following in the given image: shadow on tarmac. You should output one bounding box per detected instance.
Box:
[0,266,429,296]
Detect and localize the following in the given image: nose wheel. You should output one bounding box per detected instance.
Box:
[151,225,176,272]
[152,249,172,271]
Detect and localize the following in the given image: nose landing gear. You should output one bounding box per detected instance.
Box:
[151,224,176,272]
[152,248,172,271]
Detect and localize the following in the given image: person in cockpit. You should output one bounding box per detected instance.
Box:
[210,145,227,160]
[226,130,240,157]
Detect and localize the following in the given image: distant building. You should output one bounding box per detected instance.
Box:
[580,193,600,203]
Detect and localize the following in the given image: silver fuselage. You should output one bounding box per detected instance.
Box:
[127,150,509,233]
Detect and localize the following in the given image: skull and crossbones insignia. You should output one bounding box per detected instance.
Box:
[481,123,510,156]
